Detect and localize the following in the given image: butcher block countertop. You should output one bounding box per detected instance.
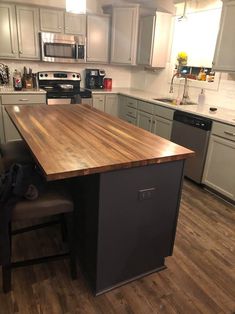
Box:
[5,104,194,181]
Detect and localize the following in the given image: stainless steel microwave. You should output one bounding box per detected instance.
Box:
[40,32,86,63]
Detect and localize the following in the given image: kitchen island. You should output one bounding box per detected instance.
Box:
[6,104,194,295]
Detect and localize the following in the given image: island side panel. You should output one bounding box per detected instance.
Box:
[96,160,185,294]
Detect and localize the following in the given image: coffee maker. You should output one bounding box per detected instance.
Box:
[85,69,105,89]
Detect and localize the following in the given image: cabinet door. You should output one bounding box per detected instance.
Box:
[213,1,235,71]
[137,111,152,132]
[138,15,155,66]
[87,15,110,63]
[40,9,63,33]
[203,135,235,200]
[2,106,21,142]
[0,3,18,59]
[16,6,40,60]
[105,95,119,117]
[93,95,105,111]
[152,116,172,140]
[111,7,139,65]
[65,13,86,35]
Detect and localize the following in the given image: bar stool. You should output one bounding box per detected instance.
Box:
[0,143,77,293]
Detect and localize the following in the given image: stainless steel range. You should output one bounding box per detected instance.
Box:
[38,71,92,105]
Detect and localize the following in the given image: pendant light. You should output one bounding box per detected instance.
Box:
[66,0,86,14]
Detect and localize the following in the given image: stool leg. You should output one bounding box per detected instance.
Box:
[60,214,68,242]
[66,213,77,279]
[2,223,12,293]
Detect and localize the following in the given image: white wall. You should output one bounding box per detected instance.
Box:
[5,61,132,88]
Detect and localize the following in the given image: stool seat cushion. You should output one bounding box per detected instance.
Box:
[1,140,33,170]
[12,186,73,221]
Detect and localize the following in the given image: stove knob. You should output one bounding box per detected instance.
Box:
[72,74,75,78]
[40,74,43,77]
[45,74,48,77]
[77,75,80,78]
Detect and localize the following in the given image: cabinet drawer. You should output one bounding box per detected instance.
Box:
[212,121,235,141]
[153,105,174,120]
[126,97,137,109]
[124,115,137,125]
[138,100,154,114]
[1,94,46,105]
[123,105,137,118]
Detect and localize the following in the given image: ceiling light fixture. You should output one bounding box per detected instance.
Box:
[66,0,86,14]
[178,0,187,22]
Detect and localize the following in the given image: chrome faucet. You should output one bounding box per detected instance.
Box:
[181,75,190,105]
[169,71,179,93]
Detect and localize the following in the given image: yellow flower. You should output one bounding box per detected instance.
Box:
[177,51,187,60]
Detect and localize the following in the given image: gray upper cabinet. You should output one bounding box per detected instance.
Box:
[16,6,40,60]
[213,1,235,72]
[138,12,172,68]
[87,15,110,63]
[40,8,63,33]
[111,7,139,65]
[65,13,86,35]
[0,3,18,59]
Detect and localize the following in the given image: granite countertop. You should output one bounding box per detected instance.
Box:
[92,88,235,126]
[0,86,46,95]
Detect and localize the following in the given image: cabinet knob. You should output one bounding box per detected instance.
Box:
[59,26,62,29]
[19,50,22,54]
[12,50,16,54]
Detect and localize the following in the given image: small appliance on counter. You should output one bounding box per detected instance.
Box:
[104,78,112,90]
[38,71,92,105]
[85,69,106,89]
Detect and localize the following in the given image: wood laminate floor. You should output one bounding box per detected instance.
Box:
[0,180,234,314]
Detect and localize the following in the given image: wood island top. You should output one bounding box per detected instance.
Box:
[5,104,194,181]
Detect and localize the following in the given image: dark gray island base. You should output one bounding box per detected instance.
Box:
[74,160,184,295]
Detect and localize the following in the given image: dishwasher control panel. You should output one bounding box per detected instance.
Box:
[173,111,212,130]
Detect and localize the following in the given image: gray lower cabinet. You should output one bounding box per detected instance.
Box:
[119,96,137,125]
[39,8,63,33]
[93,95,105,111]
[202,122,235,201]
[87,15,110,63]
[137,111,152,132]
[93,94,119,117]
[152,116,172,140]
[0,93,46,143]
[0,3,18,59]
[105,95,119,117]
[16,5,40,59]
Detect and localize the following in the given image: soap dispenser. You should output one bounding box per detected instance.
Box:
[198,89,205,106]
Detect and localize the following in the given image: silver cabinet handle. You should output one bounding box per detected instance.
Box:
[224,131,235,136]
[19,99,29,101]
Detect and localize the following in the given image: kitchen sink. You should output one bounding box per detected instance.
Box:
[153,98,198,106]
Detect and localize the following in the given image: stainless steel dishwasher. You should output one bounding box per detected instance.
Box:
[171,111,212,184]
